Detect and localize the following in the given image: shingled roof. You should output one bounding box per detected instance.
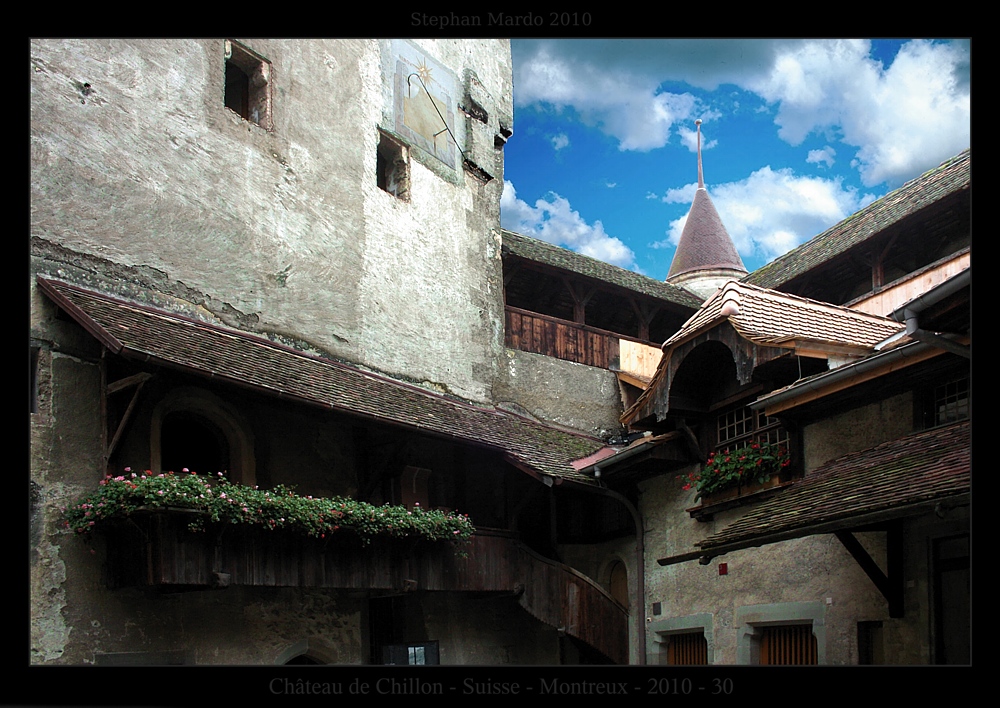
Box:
[37,278,603,484]
[667,187,746,279]
[745,149,970,289]
[694,420,970,556]
[623,281,905,424]
[501,229,702,309]
[663,280,904,352]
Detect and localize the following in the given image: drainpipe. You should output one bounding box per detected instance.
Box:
[893,269,970,359]
[588,473,646,665]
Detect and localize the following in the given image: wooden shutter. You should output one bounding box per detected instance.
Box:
[759,625,817,665]
[667,632,708,665]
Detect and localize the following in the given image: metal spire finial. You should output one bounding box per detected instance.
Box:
[696,119,704,189]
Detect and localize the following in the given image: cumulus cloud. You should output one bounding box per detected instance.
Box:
[550,133,570,150]
[678,124,718,153]
[654,167,874,263]
[806,146,836,168]
[515,44,701,151]
[501,180,637,269]
[513,39,970,186]
[745,39,970,186]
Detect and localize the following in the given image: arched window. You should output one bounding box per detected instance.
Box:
[150,388,255,486]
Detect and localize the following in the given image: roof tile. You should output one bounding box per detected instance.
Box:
[38,278,604,484]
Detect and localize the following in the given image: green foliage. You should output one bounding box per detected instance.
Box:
[64,468,474,546]
[680,442,790,498]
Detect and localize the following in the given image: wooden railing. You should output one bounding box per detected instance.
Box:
[105,514,628,663]
[505,306,661,379]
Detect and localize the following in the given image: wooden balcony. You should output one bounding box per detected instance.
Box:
[505,306,661,380]
[104,512,628,664]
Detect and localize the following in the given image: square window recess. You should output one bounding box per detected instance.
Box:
[225,40,271,130]
[377,131,409,200]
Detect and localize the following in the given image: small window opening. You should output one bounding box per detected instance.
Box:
[224,40,271,130]
[382,641,439,665]
[377,131,409,200]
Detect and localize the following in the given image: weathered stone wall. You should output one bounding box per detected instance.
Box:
[30,38,511,404]
[419,593,560,664]
[641,472,887,665]
[641,390,946,665]
[29,38,519,666]
[803,392,913,473]
[493,348,623,436]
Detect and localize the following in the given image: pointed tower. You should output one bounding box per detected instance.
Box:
[666,120,747,301]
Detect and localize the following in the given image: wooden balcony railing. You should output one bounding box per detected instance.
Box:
[105,513,628,663]
[505,306,661,380]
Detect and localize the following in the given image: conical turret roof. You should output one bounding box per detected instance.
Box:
[666,120,747,291]
[666,187,746,279]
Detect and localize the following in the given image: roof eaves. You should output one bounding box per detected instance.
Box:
[501,229,703,309]
[744,149,970,289]
[37,277,604,485]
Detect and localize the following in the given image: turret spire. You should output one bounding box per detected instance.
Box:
[696,119,704,189]
[665,120,748,300]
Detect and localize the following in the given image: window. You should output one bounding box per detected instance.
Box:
[224,40,271,130]
[716,405,788,453]
[382,641,439,665]
[665,632,708,665]
[932,377,969,425]
[649,613,713,665]
[758,625,817,665]
[377,130,409,200]
[736,602,826,665]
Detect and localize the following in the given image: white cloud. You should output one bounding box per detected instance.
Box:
[806,146,836,168]
[551,133,570,150]
[677,125,718,153]
[605,180,617,188]
[501,180,637,269]
[513,39,970,186]
[746,39,970,186]
[515,44,700,151]
[653,167,873,263]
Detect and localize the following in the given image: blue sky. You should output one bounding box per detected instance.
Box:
[500,39,971,277]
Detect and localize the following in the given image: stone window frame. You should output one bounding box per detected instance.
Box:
[735,601,826,665]
[648,612,714,665]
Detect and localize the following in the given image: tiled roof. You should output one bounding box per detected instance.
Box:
[38,278,603,484]
[501,229,703,309]
[622,281,905,424]
[664,280,904,351]
[697,420,970,553]
[745,149,970,289]
[667,188,746,279]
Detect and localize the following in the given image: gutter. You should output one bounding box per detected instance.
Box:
[750,340,937,412]
[891,268,970,359]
